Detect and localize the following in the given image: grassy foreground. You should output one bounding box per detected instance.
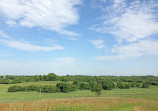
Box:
[0,97,158,111]
[0,81,158,111]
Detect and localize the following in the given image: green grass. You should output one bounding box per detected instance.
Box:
[0,81,158,102]
[0,81,158,111]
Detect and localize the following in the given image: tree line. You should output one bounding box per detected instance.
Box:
[8,78,150,94]
[0,73,158,87]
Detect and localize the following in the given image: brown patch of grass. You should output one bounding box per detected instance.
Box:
[0,97,158,111]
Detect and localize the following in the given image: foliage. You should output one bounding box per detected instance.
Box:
[124,83,130,89]
[61,77,69,82]
[79,83,88,90]
[45,73,58,81]
[100,80,115,90]
[142,82,149,88]
[8,86,25,92]
[91,83,102,96]
[56,82,78,93]
[40,85,60,93]
[117,81,125,89]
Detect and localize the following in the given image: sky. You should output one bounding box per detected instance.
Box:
[0,0,158,76]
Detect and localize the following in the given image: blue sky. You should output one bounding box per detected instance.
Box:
[0,0,158,76]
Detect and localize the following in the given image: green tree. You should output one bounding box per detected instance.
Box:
[142,82,149,88]
[79,83,88,90]
[56,82,71,93]
[46,73,58,81]
[61,77,68,82]
[117,81,125,89]
[102,81,115,90]
[124,83,130,89]
[91,83,102,96]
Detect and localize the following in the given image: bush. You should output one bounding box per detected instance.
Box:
[61,77,69,82]
[117,81,125,89]
[56,83,71,93]
[91,83,102,96]
[70,85,79,91]
[8,86,25,92]
[130,82,136,87]
[102,81,115,90]
[73,81,81,85]
[40,85,60,93]
[124,83,130,89]
[142,82,149,88]
[26,85,40,91]
[149,81,158,86]
[79,83,88,90]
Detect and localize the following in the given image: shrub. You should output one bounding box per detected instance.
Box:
[8,86,24,92]
[26,85,40,91]
[117,81,125,89]
[40,85,60,93]
[56,83,71,93]
[124,83,130,89]
[79,83,88,90]
[142,82,149,88]
[102,81,115,90]
[91,83,102,96]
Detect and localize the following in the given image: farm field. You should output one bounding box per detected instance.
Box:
[0,81,158,111]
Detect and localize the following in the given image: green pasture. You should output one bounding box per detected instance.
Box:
[0,81,158,102]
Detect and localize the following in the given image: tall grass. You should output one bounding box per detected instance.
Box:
[0,97,158,111]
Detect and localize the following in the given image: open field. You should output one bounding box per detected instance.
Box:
[0,81,158,111]
[0,97,158,111]
[0,81,158,101]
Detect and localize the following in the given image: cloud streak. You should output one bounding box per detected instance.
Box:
[91,0,158,60]
[91,0,158,42]
[0,31,64,52]
[95,40,158,60]
[0,0,81,36]
[90,39,105,49]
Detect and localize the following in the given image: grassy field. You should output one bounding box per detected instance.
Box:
[0,81,158,111]
[0,97,158,111]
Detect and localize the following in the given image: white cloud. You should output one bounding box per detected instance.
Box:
[0,39,64,52]
[91,0,158,42]
[6,20,16,26]
[90,39,105,49]
[0,30,9,38]
[95,40,158,60]
[0,0,81,36]
[91,0,158,60]
[0,31,64,52]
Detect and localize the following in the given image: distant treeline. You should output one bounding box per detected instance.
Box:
[8,83,78,93]
[0,73,158,86]
[7,80,149,93]
[5,73,157,93]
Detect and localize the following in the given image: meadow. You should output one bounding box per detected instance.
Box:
[0,81,158,111]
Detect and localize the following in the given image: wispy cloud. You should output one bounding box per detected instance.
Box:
[0,30,9,38]
[95,40,158,60]
[91,0,158,60]
[90,39,105,49]
[91,0,158,42]
[0,31,64,52]
[0,0,81,36]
